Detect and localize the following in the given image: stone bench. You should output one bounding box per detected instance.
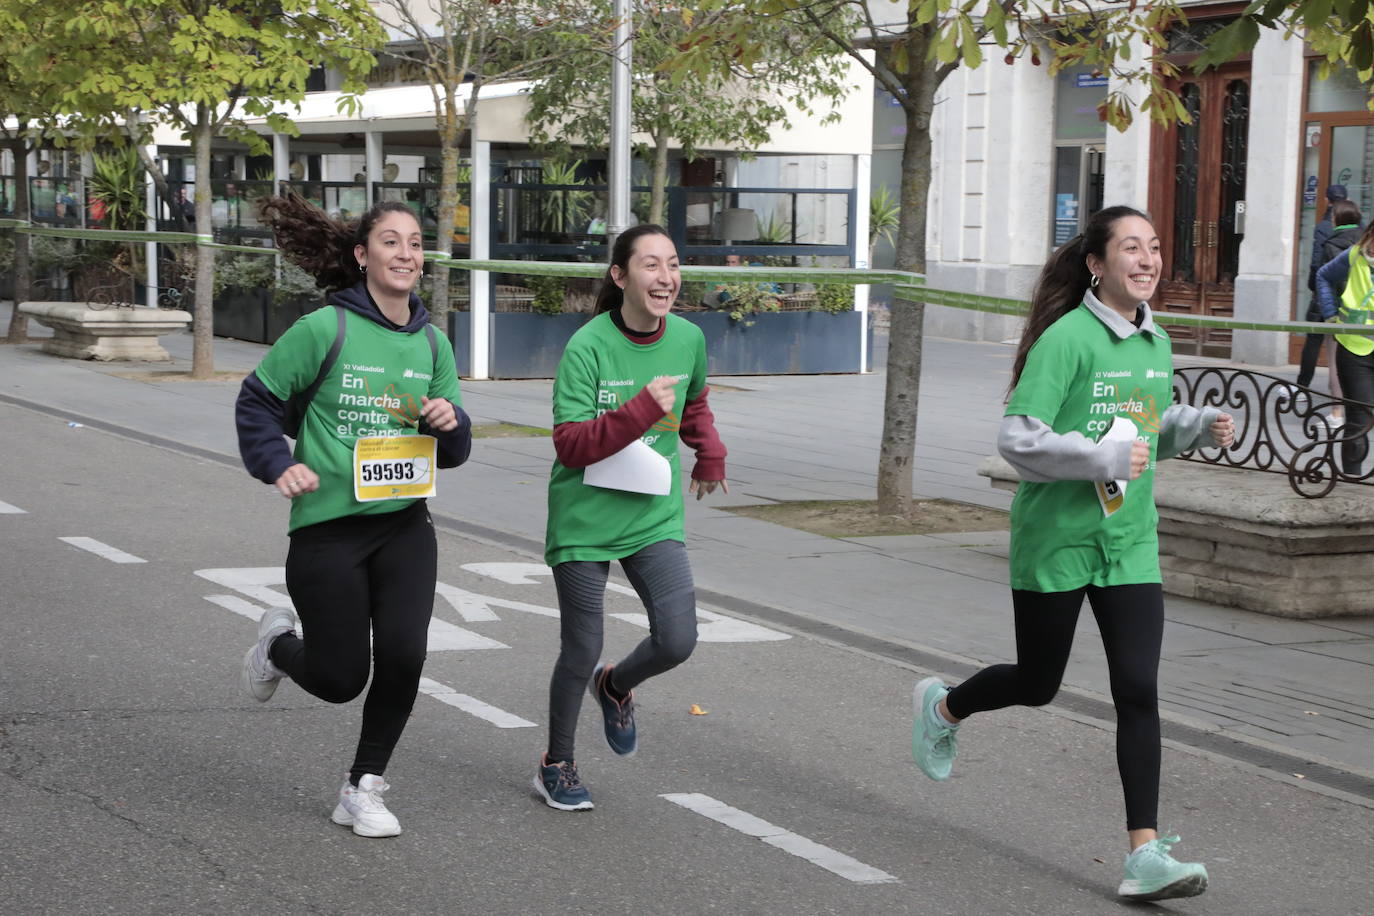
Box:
[977,456,1374,619]
[18,301,192,361]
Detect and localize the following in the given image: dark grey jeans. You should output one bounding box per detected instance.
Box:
[546,539,698,762]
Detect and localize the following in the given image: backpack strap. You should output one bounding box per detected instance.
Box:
[424,322,439,370]
[283,305,347,437]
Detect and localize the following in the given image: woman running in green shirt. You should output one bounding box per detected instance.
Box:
[534,225,728,811]
[910,206,1235,900]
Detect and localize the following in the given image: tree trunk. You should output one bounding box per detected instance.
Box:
[190,110,216,379]
[431,84,463,332]
[876,63,938,517]
[649,130,670,227]
[5,133,31,343]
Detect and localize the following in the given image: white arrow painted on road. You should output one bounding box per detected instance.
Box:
[198,569,510,651]
[462,561,790,642]
[462,561,639,597]
[611,609,791,643]
[0,498,26,514]
[460,562,551,584]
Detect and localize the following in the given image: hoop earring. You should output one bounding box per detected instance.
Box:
[358,263,367,274]
[1089,273,1100,289]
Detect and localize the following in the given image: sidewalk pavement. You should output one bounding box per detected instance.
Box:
[3,303,1371,793]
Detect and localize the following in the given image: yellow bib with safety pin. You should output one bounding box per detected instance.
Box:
[353,434,438,502]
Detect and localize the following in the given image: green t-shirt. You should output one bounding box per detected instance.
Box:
[255,306,463,532]
[545,312,708,566]
[1005,303,1174,592]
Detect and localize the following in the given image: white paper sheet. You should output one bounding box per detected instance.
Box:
[583,439,672,495]
[1094,415,1138,517]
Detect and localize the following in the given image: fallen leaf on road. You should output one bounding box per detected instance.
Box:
[1304,710,1320,716]
[689,704,709,715]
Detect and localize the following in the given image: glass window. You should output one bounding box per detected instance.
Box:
[1054,66,1108,142]
[1307,61,1370,113]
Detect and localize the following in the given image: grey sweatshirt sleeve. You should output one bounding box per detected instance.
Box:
[997,414,1133,482]
[1156,404,1223,460]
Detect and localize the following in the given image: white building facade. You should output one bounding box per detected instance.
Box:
[912,11,1373,368]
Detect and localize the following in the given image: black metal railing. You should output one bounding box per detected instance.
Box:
[1173,366,1374,497]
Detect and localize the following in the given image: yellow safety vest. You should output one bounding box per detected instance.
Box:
[1337,245,1374,357]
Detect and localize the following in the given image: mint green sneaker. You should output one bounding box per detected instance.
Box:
[1118,834,1209,901]
[911,676,957,781]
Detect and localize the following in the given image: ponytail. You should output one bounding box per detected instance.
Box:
[255,193,418,294]
[1010,205,1150,390]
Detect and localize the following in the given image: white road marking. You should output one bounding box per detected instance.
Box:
[660,793,899,885]
[611,609,791,643]
[464,561,790,642]
[59,536,146,564]
[198,570,510,651]
[460,562,551,584]
[433,582,560,620]
[196,567,292,607]
[204,594,264,622]
[434,581,503,622]
[0,499,26,514]
[418,677,535,728]
[427,618,509,651]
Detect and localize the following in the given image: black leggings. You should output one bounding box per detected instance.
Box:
[547,539,698,762]
[270,500,436,784]
[944,583,1164,831]
[1336,344,1374,475]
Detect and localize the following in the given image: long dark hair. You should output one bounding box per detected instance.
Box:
[255,193,420,293]
[1010,205,1152,389]
[594,223,673,314]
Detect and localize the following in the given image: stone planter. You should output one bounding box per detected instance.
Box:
[977,456,1374,618]
[18,300,192,361]
[448,309,870,379]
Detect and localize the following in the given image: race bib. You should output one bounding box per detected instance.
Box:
[353,435,438,502]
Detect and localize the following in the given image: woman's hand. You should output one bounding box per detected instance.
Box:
[689,478,729,501]
[1129,440,1150,480]
[420,396,458,432]
[646,376,677,413]
[274,462,320,499]
[1210,411,1236,448]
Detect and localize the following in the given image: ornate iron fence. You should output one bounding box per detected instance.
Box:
[1172,367,1374,498]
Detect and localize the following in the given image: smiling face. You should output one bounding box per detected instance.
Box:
[1086,215,1162,316]
[355,209,423,299]
[612,231,680,329]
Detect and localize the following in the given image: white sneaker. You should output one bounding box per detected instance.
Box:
[240,607,296,702]
[330,774,402,837]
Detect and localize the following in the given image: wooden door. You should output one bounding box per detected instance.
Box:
[1150,63,1251,357]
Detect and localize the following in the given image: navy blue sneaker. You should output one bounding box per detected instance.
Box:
[590,663,637,756]
[533,753,593,811]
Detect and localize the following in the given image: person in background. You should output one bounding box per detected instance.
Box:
[1298,187,1360,423]
[1315,211,1374,475]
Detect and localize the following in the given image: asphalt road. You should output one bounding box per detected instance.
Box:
[2,402,1370,915]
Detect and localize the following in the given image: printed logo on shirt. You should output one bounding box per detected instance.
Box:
[344,363,385,373]
[1084,377,1163,437]
[1144,368,1167,379]
[402,368,433,381]
[652,412,680,433]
